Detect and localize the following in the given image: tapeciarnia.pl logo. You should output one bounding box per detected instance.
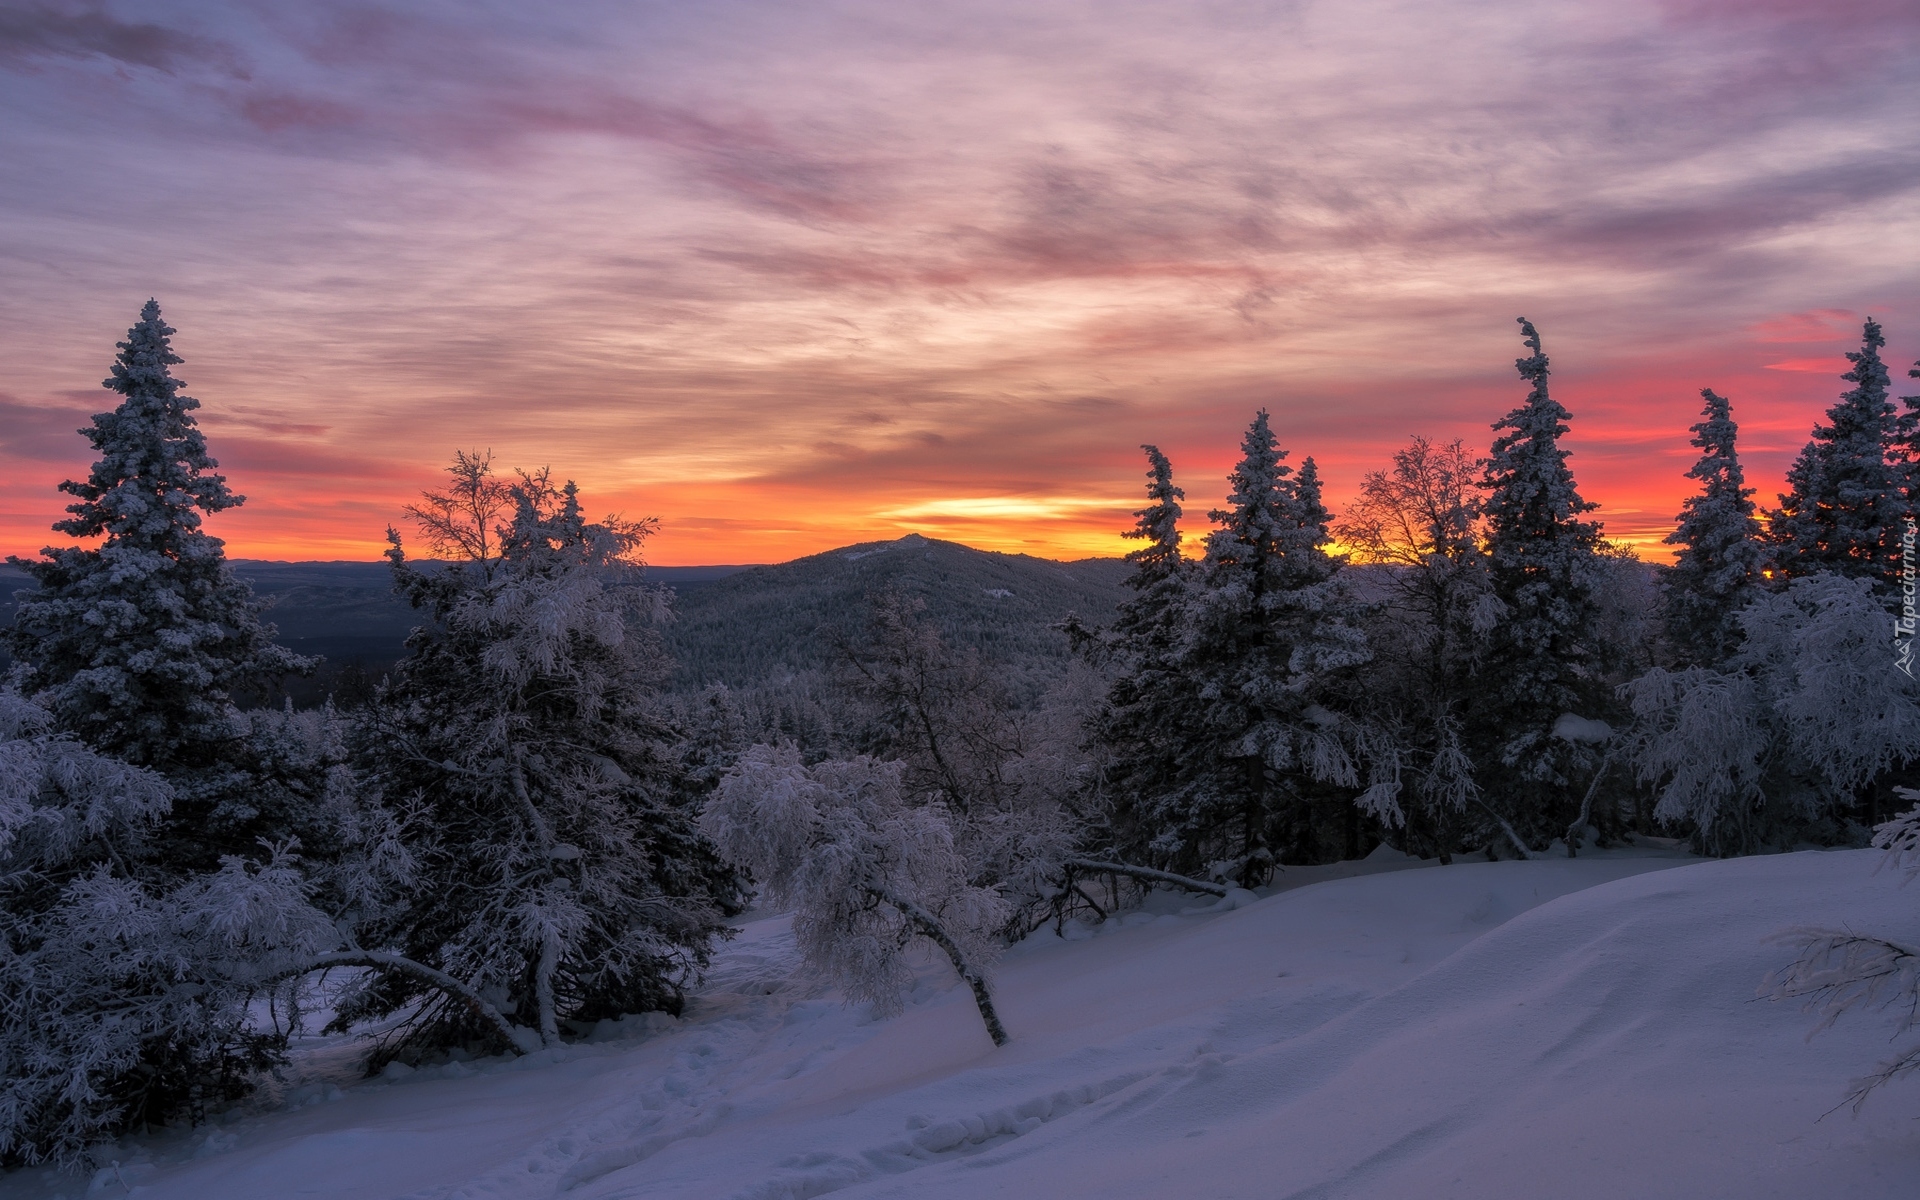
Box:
[1898,516,1917,678]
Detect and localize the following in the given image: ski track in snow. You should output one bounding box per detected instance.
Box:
[8,846,1917,1200]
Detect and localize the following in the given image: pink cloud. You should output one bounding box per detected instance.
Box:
[1763,358,1849,373]
[0,0,1915,564]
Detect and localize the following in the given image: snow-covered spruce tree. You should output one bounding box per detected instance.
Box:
[1152,413,1374,886]
[338,456,742,1058]
[1769,320,1904,588]
[1663,389,1768,666]
[1070,446,1205,871]
[677,683,749,796]
[703,744,1010,1046]
[1622,573,1920,854]
[1334,436,1494,861]
[1764,788,1920,1112]
[1898,354,1920,514]
[0,691,335,1165]
[1471,319,1610,848]
[2,301,311,863]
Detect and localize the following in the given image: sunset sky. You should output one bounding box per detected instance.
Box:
[2,0,1916,565]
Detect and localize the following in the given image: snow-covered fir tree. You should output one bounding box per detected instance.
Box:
[1894,352,1920,517]
[1145,413,1373,886]
[338,456,742,1058]
[1104,444,1192,659]
[1335,436,1494,860]
[703,744,1011,1045]
[0,691,334,1165]
[1662,389,1767,665]
[1769,320,1905,588]
[2,301,310,862]
[678,683,749,795]
[1472,318,1609,845]
[1067,446,1201,866]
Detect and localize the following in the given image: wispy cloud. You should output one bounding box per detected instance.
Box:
[0,3,242,74]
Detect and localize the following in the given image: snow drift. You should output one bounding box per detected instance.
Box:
[4,848,1912,1200]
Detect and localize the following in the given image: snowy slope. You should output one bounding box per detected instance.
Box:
[8,848,1913,1200]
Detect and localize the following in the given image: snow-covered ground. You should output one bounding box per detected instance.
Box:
[9,845,1914,1199]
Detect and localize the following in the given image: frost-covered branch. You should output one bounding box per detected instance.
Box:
[1471,796,1536,861]
[1873,788,1920,881]
[704,745,1012,1046]
[1619,666,1765,850]
[1735,576,1920,799]
[290,951,530,1053]
[1762,927,1920,1112]
[1062,858,1230,898]
[1563,749,1613,858]
[1760,792,1920,1113]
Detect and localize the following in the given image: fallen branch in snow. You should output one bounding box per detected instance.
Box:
[874,887,1010,1047]
[280,951,530,1054]
[1063,858,1231,898]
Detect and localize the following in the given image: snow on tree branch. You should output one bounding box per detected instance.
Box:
[1737,574,1920,797]
[0,726,339,1164]
[1872,787,1920,881]
[1620,666,1766,838]
[1762,925,1920,1113]
[703,745,1011,1045]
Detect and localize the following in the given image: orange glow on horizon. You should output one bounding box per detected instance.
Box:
[2,305,1903,572]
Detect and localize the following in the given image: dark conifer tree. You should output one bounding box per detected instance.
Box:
[1892,352,1920,520]
[1155,414,1369,885]
[3,301,308,857]
[1663,389,1767,665]
[1472,319,1607,842]
[0,306,344,1161]
[1073,446,1198,861]
[1769,320,1904,587]
[343,457,742,1056]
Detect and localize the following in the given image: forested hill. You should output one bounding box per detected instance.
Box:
[225,560,751,681]
[0,560,748,696]
[0,540,1128,698]
[661,533,1130,691]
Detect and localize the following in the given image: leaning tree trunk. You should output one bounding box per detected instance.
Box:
[533,930,562,1049]
[283,951,529,1053]
[876,889,1010,1047]
[1564,750,1613,858]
